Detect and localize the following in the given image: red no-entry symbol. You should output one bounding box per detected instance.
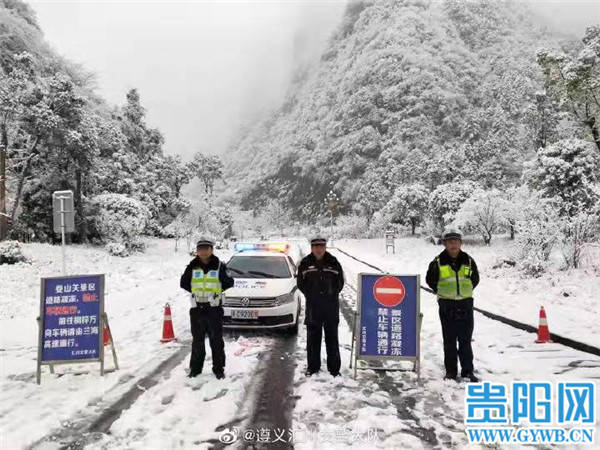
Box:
[373,276,405,307]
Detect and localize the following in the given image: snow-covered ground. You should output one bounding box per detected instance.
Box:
[84,333,268,449]
[0,239,267,449]
[334,237,600,348]
[290,283,427,449]
[323,240,600,448]
[1,236,599,449]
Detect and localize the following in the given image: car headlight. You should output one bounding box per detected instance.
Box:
[274,292,295,306]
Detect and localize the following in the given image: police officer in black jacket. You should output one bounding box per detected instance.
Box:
[297,236,344,377]
[180,237,234,379]
[426,229,480,382]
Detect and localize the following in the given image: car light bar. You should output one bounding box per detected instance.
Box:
[233,242,290,254]
[233,243,255,252]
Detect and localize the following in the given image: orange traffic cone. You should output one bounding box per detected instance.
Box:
[160,303,177,343]
[103,323,111,346]
[535,306,552,343]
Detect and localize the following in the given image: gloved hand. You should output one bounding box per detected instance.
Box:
[209,293,220,307]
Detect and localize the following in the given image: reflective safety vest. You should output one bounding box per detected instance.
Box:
[436,256,474,300]
[191,262,223,303]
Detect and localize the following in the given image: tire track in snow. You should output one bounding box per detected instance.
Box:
[330,248,439,446]
[336,284,438,447]
[29,342,192,450]
[244,332,297,449]
[31,333,271,450]
[206,329,297,449]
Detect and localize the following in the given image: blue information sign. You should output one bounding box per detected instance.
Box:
[357,274,420,360]
[38,274,104,362]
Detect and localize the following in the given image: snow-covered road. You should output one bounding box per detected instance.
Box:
[325,244,600,448]
[1,237,598,449]
[1,240,270,449]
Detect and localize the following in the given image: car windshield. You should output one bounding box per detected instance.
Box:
[227,255,291,279]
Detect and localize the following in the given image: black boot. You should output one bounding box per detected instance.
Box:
[214,370,225,380]
[444,373,457,381]
[188,368,202,378]
[462,372,479,382]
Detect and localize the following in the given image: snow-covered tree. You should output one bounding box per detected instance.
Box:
[189,199,221,240]
[335,214,369,239]
[428,180,478,235]
[164,214,188,252]
[537,26,600,152]
[524,138,600,217]
[367,210,390,238]
[11,73,84,227]
[514,197,562,276]
[0,3,198,245]
[120,88,163,159]
[190,153,223,197]
[385,183,428,235]
[453,188,508,245]
[0,239,27,264]
[261,199,291,237]
[525,90,560,150]
[88,194,150,249]
[560,209,600,269]
[499,185,531,239]
[213,205,234,239]
[172,209,202,252]
[0,52,35,240]
[161,155,192,199]
[355,163,392,220]
[248,213,268,238]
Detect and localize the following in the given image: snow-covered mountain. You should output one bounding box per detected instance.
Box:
[225,0,561,220]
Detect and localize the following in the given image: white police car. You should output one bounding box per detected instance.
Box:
[223,242,303,333]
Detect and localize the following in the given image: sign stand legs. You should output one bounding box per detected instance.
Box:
[416,312,423,381]
[60,197,66,275]
[52,190,74,275]
[349,310,357,369]
[352,309,359,380]
[36,317,42,385]
[103,312,119,371]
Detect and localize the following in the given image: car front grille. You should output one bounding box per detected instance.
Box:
[224,297,278,308]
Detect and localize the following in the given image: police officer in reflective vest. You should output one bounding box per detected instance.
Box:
[426,229,480,382]
[297,236,344,377]
[180,237,234,379]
